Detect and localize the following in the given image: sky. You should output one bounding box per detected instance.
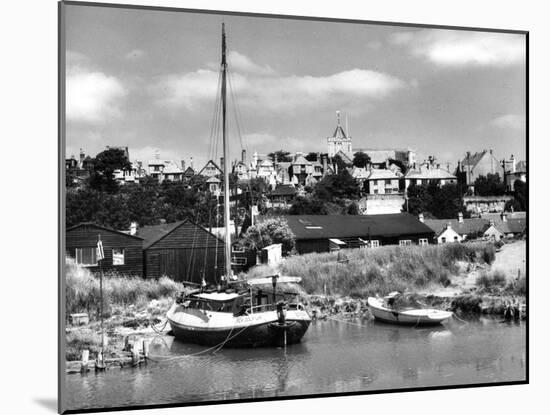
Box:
[64,4,527,170]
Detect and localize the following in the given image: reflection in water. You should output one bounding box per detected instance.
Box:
[66,316,526,411]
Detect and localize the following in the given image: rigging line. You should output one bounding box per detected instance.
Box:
[208,70,223,164]
[227,66,247,155]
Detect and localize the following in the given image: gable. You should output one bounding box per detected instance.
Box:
[144,220,225,250]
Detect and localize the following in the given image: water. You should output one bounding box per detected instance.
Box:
[65,316,526,411]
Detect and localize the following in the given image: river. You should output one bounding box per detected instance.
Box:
[65,316,526,411]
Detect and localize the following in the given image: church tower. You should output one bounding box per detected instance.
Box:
[327,110,352,157]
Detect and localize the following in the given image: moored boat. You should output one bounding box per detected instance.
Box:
[167,276,311,347]
[367,294,452,326]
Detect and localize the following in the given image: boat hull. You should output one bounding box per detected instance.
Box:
[167,304,311,348]
[367,297,452,326]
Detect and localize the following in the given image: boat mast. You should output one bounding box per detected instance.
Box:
[221,23,232,283]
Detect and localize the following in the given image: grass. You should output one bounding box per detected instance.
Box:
[259,242,497,298]
[65,257,184,319]
[476,270,507,292]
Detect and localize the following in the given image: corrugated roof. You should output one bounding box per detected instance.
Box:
[261,214,434,240]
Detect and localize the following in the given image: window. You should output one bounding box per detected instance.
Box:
[232,245,245,253]
[232,257,247,265]
[441,237,446,243]
[75,247,97,266]
[112,248,125,265]
[385,179,392,185]
[399,240,412,246]
[454,236,459,242]
[154,165,160,171]
[370,240,379,248]
[419,238,428,246]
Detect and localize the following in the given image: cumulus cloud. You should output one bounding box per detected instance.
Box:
[228,51,276,76]
[390,29,525,67]
[490,114,526,130]
[66,51,127,123]
[152,52,404,113]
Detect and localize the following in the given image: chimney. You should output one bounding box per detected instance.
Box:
[181,159,186,171]
[220,157,224,170]
[79,148,85,166]
[457,160,462,172]
[418,213,424,223]
[501,212,507,222]
[317,152,321,163]
[511,154,516,173]
[241,149,246,164]
[190,157,194,169]
[446,222,452,230]
[323,155,328,175]
[458,212,464,223]
[129,222,138,236]
[489,219,495,227]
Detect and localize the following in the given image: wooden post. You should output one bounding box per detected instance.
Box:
[131,342,140,366]
[142,339,150,360]
[80,350,89,373]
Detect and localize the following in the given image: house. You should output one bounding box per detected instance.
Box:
[355,148,416,170]
[198,160,223,178]
[432,223,462,244]
[483,222,505,241]
[457,149,504,189]
[230,241,257,273]
[147,157,184,183]
[137,219,226,284]
[422,212,489,241]
[206,176,222,195]
[233,150,250,181]
[503,154,527,191]
[404,157,457,189]
[290,153,314,185]
[364,168,402,195]
[66,223,144,277]
[269,214,435,254]
[268,184,297,207]
[463,195,514,216]
[482,213,526,238]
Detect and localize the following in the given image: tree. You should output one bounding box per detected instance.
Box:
[288,196,328,215]
[474,173,506,196]
[268,150,292,163]
[332,154,349,172]
[404,183,432,215]
[314,169,360,201]
[89,148,131,192]
[504,180,527,211]
[305,152,319,162]
[241,217,296,255]
[352,151,371,168]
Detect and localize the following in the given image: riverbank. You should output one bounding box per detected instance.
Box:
[65,240,526,364]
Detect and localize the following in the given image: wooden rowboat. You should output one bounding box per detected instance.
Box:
[367,296,452,326]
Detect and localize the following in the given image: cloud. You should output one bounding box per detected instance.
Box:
[153,53,404,113]
[228,51,276,76]
[66,51,127,123]
[125,49,145,60]
[490,114,526,130]
[389,30,525,67]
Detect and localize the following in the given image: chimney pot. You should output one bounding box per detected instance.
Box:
[458,212,464,223]
[130,222,138,235]
[418,213,424,223]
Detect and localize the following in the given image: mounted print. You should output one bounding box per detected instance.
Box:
[59,1,528,413]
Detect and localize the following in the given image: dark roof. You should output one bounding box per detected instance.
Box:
[270,185,296,197]
[461,151,487,167]
[424,218,489,236]
[263,214,434,240]
[136,218,225,249]
[492,218,526,234]
[333,125,347,139]
[66,222,144,240]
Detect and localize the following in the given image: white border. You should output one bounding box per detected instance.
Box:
[2,1,544,414]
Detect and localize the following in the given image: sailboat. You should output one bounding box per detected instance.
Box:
[166,24,311,348]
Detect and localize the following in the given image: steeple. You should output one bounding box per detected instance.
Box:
[327,110,352,157]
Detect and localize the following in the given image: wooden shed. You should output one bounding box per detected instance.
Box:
[138,219,226,285]
[66,223,144,277]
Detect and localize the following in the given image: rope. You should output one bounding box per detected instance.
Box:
[452,312,468,325]
[324,314,369,328]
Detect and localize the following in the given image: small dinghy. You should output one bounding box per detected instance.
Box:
[367,292,452,326]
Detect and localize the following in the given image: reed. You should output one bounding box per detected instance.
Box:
[275,242,495,297]
[65,257,184,318]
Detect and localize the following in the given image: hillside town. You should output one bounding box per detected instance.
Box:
[65,111,526,284]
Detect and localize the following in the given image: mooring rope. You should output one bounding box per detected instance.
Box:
[324,314,370,327]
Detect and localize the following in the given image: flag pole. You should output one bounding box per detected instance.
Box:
[97,234,105,367]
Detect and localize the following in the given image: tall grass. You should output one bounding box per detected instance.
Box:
[273,242,495,297]
[65,257,184,318]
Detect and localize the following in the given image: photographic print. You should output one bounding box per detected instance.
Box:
[60,1,527,413]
